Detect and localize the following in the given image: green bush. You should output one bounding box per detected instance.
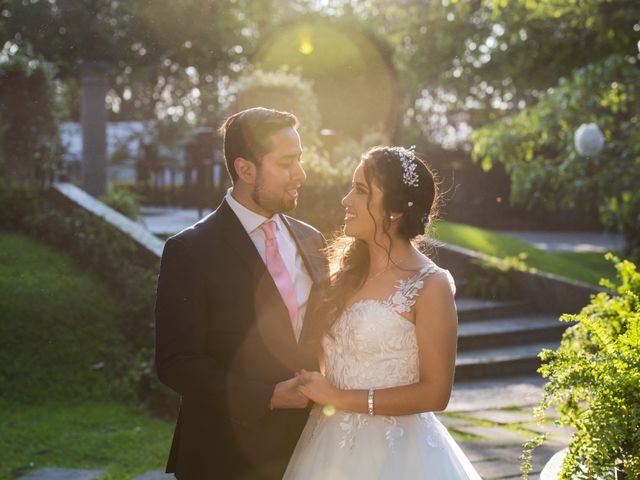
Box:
[230,67,389,187]
[463,253,530,300]
[100,182,141,220]
[302,130,390,187]
[0,53,61,187]
[522,254,640,479]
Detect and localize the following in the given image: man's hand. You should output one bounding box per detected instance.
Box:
[270,375,309,409]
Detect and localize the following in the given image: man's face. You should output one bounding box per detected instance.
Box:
[252,127,306,216]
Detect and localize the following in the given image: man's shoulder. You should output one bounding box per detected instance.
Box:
[282,215,323,238]
[167,208,222,247]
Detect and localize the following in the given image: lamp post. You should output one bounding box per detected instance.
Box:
[574,123,604,157]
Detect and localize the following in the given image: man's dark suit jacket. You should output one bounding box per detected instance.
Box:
[155,200,328,480]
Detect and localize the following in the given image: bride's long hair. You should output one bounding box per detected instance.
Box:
[311,146,439,346]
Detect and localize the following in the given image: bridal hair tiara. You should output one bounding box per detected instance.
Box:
[383,146,430,224]
[384,146,419,188]
[399,147,419,187]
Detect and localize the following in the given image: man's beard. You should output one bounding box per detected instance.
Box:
[251,169,296,215]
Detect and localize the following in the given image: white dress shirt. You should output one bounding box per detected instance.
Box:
[225,189,313,340]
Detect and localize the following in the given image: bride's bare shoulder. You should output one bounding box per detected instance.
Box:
[415,254,456,296]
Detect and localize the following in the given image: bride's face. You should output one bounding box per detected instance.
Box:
[341,162,386,240]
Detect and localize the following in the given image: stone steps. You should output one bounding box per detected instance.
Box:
[454,296,568,380]
[456,341,561,379]
[458,314,569,350]
[457,298,533,323]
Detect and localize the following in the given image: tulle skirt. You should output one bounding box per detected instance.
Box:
[284,406,482,479]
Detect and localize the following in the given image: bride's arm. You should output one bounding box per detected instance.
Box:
[298,270,458,415]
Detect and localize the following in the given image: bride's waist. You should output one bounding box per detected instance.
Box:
[326,372,419,390]
[309,404,439,422]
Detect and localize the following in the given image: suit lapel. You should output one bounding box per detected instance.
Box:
[218,201,267,282]
[280,215,328,344]
[279,214,325,284]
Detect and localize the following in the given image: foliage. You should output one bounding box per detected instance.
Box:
[471,55,640,259]
[100,183,141,220]
[389,0,638,140]
[303,130,390,187]
[231,67,323,147]
[0,401,172,480]
[0,53,61,186]
[522,254,640,479]
[228,67,389,186]
[1,0,278,120]
[463,253,530,300]
[0,185,175,415]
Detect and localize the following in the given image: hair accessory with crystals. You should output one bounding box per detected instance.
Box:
[394,146,419,187]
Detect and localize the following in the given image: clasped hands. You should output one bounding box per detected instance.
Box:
[270,370,339,409]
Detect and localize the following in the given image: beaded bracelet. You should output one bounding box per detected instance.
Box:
[367,388,375,416]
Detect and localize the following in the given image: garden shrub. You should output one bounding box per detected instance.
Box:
[522,254,640,479]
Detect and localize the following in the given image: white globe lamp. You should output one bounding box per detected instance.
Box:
[575,123,604,156]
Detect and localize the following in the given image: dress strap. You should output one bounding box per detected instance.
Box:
[383,263,441,314]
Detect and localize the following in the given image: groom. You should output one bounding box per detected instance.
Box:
[155,107,328,479]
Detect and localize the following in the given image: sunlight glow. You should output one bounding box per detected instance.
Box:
[322,405,337,416]
[255,22,398,137]
[299,39,314,55]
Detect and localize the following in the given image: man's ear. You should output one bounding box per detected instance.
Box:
[234,157,257,184]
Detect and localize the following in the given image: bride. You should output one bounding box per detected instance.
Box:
[284,146,481,479]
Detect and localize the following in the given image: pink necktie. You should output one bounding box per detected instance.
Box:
[260,221,299,337]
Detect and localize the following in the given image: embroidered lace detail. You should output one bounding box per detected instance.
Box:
[383,264,439,314]
[383,416,404,452]
[323,261,451,392]
[338,411,369,450]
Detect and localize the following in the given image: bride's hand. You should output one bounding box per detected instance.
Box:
[296,370,341,407]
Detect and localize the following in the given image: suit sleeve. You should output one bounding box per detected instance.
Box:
[155,237,275,425]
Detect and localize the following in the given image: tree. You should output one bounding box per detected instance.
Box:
[0,53,61,186]
[305,0,640,146]
[471,55,640,258]
[0,0,278,121]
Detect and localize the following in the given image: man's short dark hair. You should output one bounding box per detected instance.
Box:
[218,107,298,183]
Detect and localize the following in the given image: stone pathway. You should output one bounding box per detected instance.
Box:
[497,230,625,253]
[17,469,174,480]
[443,375,572,480]
[17,468,106,480]
[139,206,212,238]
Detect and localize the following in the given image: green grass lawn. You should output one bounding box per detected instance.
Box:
[0,401,172,480]
[433,221,617,286]
[0,232,172,480]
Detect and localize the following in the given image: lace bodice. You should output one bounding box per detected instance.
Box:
[322,261,454,391]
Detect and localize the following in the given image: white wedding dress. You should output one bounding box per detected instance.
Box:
[284,262,482,479]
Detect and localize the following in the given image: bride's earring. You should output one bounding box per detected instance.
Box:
[389,215,395,221]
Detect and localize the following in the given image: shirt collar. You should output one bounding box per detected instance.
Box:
[225,188,281,235]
